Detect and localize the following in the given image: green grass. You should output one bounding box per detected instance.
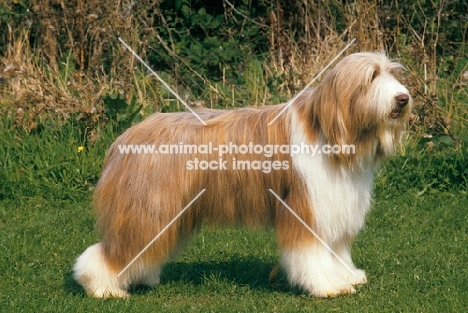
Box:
[0,116,467,312]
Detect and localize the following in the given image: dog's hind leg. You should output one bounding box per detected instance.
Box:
[134,265,161,287]
[73,242,130,298]
[131,218,198,289]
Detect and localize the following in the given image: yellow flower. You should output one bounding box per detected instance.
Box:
[77,146,85,152]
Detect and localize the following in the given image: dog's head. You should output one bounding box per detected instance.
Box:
[308,52,412,166]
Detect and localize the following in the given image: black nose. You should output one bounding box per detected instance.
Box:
[395,94,409,108]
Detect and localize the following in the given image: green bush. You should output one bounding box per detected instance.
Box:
[377,135,468,196]
[148,0,268,99]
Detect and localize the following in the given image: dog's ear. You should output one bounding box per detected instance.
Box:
[313,80,349,147]
[307,63,362,148]
[305,58,382,167]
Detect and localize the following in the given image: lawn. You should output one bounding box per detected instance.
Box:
[0,118,467,312]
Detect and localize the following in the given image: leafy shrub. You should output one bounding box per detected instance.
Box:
[149,0,268,98]
[377,135,468,196]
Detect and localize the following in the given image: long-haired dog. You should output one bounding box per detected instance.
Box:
[73,52,412,298]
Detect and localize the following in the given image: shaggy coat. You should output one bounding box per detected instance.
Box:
[73,52,412,298]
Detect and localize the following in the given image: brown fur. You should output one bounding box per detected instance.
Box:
[95,103,317,272]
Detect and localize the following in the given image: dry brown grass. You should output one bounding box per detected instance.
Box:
[0,0,465,135]
[0,0,163,129]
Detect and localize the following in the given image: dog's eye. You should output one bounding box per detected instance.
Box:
[371,69,380,81]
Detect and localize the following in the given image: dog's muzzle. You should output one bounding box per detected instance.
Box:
[390,94,409,119]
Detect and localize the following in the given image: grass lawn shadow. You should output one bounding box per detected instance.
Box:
[63,269,88,297]
[162,256,275,287]
[158,256,295,295]
[62,256,294,297]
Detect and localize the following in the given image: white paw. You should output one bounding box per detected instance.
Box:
[90,287,130,299]
[346,268,367,285]
[310,283,356,298]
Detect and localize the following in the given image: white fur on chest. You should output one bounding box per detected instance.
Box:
[290,110,374,244]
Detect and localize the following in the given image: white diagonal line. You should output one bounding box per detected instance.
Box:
[268,38,356,125]
[118,37,207,126]
[268,189,357,277]
[117,189,206,277]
